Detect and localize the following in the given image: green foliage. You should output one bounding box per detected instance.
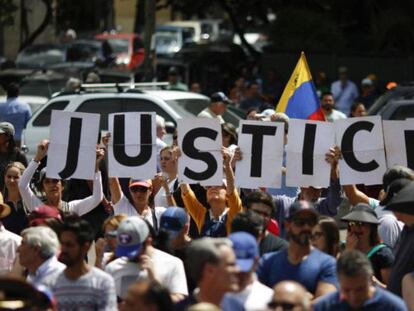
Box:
[0,0,18,26]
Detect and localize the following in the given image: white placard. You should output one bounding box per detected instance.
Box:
[108,112,157,179]
[335,116,387,185]
[286,119,335,187]
[383,120,414,170]
[48,110,100,180]
[235,120,284,188]
[178,118,223,186]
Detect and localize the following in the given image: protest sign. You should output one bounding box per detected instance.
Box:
[108,112,157,179]
[47,110,100,180]
[286,119,335,187]
[335,116,387,185]
[383,120,414,170]
[235,120,284,188]
[177,118,223,186]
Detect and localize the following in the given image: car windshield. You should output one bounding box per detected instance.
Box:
[155,31,181,54]
[165,98,241,127]
[16,45,65,67]
[106,38,129,54]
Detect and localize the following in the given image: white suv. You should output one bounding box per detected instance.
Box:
[21,89,241,159]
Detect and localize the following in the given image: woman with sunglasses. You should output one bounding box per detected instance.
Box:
[1,161,28,234]
[18,140,104,215]
[95,213,127,269]
[342,203,394,286]
[311,216,340,258]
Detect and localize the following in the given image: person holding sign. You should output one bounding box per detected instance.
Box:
[18,140,104,215]
[180,147,242,238]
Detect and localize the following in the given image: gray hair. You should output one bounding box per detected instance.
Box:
[186,237,232,284]
[21,226,60,260]
[337,250,373,280]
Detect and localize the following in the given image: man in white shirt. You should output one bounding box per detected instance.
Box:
[197,92,230,124]
[320,91,347,122]
[105,216,188,302]
[0,198,21,275]
[18,226,65,288]
[224,232,273,311]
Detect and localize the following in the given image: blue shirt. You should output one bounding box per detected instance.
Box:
[314,287,408,311]
[257,248,338,293]
[0,97,32,140]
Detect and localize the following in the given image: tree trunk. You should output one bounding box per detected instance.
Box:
[142,0,156,81]
[19,0,52,51]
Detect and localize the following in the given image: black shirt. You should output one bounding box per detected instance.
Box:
[259,232,288,256]
[388,224,414,296]
[369,244,394,283]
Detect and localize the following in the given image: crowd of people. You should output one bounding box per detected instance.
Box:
[0,66,413,311]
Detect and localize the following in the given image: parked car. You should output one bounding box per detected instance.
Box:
[15,44,66,69]
[154,25,194,56]
[95,33,145,70]
[21,88,241,159]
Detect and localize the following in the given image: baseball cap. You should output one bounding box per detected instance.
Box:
[210,92,231,105]
[361,78,373,86]
[385,181,414,215]
[160,207,188,233]
[229,232,259,272]
[28,205,62,227]
[129,179,152,188]
[286,201,319,220]
[115,216,149,259]
[0,122,15,136]
[381,178,412,206]
[341,203,379,224]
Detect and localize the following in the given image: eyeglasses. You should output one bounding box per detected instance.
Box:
[130,186,149,193]
[347,221,364,228]
[251,209,271,218]
[268,301,297,310]
[311,231,324,240]
[292,217,316,227]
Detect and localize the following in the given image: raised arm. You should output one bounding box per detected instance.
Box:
[180,182,207,233]
[224,147,242,233]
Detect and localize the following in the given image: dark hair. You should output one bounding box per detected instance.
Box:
[320,91,333,99]
[221,123,238,145]
[6,82,19,98]
[383,165,414,190]
[368,223,380,246]
[350,102,365,116]
[231,210,265,238]
[337,250,373,279]
[243,191,275,214]
[60,214,94,245]
[131,279,173,311]
[318,216,340,257]
[245,107,259,119]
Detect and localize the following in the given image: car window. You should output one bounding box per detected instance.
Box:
[106,38,129,54]
[390,104,414,120]
[32,101,69,126]
[76,98,123,130]
[123,98,175,123]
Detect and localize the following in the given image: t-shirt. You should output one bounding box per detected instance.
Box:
[52,267,117,311]
[105,248,188,298]
[256,248,338,293]
[113,194,166,229]
[313,287,408,311]
[259,233,288,256]
[388,225,414,296]
[368,244,394,283]
[224,279,273,311]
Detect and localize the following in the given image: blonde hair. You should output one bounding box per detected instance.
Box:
[102,214,128,231]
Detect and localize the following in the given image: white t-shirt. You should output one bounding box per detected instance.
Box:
[224,278,273,311]
[113,194,166,228]
[153,178,177,207]
[0,224,21,275]
[105,248,188,298]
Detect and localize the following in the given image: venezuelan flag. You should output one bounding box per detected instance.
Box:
[276,52,321,119]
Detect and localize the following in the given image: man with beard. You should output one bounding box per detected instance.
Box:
[52,215,117,310]
[309,92,347,122]
[257,201,338,299]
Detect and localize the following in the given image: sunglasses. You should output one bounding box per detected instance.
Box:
[347,221,365,228]
[292,217,316,227]
[311,231,324,239]
[268,301,297,310]
[130,186,149,193]
[105,230,118,238]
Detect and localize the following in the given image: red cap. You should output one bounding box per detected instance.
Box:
[29,205,62,226]
[129,179,152,188]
